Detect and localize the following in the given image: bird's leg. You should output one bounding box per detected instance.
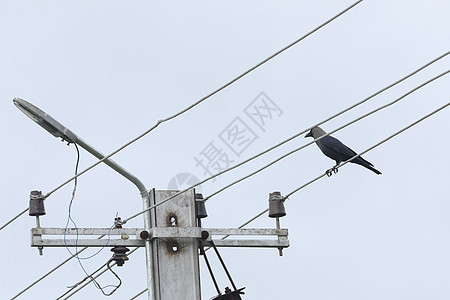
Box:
[326,168,333,177]
[326,164,339,177]
[332,165,339,174]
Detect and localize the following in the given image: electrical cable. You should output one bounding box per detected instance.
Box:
[11,246,91,300]
[1,29,448,235]
[40,0,362,202]
[11,233,117,299]
[200,245,221,294]
[4,14,448,300]
[4,2,371,298]
[0,207,28,231]
[129,288,148,300]
[223,101,450,240]
[9,59,447,300]
[201,69,450,201]
[59,51,450,298]
[8,52,449,297]
[58,247,139,299]
[63,144,116,276]
[57,260,120,299]
[285,101,450,198]
[125,101,450,298]
[63,142,81,257]
[3,50,449,232]
[122,69,450,224]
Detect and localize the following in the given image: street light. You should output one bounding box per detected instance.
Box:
[13,98,78,143]
[13,98,156,300]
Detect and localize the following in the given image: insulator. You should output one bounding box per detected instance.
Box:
[29,190,46,216]
[195,193,208,219]
[268,191,286,218]
[111,246,130,267]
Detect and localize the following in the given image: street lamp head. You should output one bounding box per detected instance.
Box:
[13,98,78,144]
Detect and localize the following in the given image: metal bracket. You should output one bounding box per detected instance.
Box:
[31,227,289,249]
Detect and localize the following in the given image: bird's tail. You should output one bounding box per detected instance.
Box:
[352,157,382,175]
[364,164,382,175]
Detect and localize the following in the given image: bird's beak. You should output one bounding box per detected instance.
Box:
[305,131,312,138]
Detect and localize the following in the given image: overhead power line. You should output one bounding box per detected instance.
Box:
[57,247,140,300]
[41,0,363,200]
[0,207,28,231]
[130,288,147,300]
[122,69,450,224]
[229,101,450,238]
[10,235,106,300]
[202,69,450,201]
[2,50,448,233]
[1,0,364,232]
[4,3,368,298]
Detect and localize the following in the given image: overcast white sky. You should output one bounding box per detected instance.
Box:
[1,1,450,299]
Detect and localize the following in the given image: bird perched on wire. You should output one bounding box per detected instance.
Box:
[305,126,381,176]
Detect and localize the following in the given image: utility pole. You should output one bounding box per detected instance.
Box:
[148,189,201,299]
[16,98,290,299]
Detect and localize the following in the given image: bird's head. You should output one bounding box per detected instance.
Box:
[305,127,326,139]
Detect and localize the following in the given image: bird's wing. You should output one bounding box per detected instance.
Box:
[323,136,375,166]
[320,135,366,162]
[321,136,356,156]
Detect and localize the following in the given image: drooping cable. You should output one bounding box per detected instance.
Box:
[57,247,139,300]
[63,143,81,257]
[61,143,120,296]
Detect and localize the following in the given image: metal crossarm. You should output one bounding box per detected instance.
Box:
[31,227,289,249]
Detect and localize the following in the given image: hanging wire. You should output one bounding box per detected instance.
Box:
[57,260,121,299]
[59,143,121,296]
[64,142,81,257]
[122,69,450,224]
[57,247,139,300]
[63,143,117,259]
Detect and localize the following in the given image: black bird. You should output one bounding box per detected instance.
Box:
[305,127,381,175]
